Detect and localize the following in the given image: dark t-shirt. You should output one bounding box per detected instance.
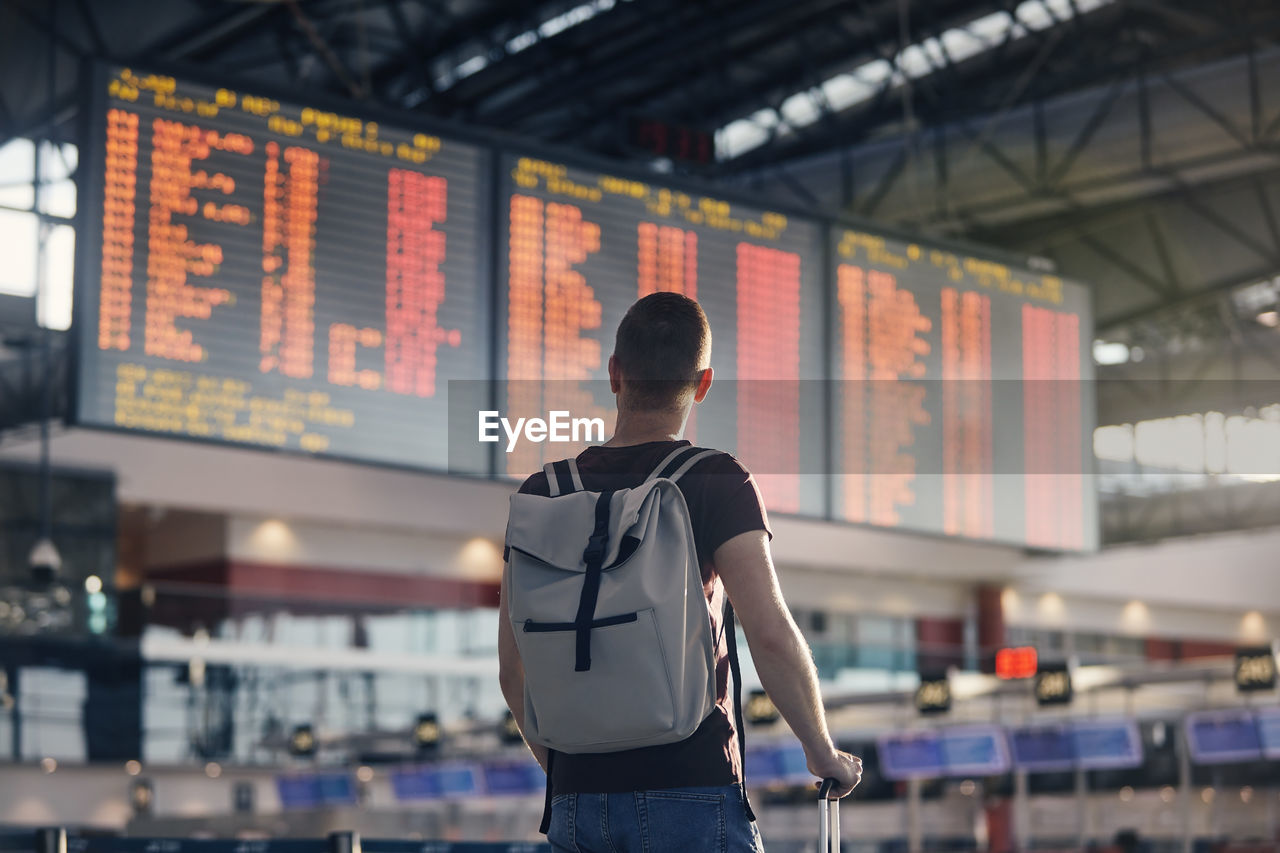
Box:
[514,439,771,795]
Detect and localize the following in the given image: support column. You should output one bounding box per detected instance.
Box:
[1075,766,1090,850]
[1013,769,1030,850]
[977,584,1011,852]
[906,778,924,853]
[975,584,1006,674]
[916,616,965,673]
[984,797,1014,853]
[6,666,19,762]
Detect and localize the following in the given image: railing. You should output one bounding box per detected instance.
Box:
[6,829,1274,853]
[0,830,550,853]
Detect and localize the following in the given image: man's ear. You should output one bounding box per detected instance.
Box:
[608,354,621,395]
[692,367,713,403]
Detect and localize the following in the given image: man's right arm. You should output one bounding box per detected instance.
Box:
[713,529,862,797]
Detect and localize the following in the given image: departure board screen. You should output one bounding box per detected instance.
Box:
[832,227,1097,550]
[496,155,826,515]
[75,66,489,472]
[74,66,1099,548]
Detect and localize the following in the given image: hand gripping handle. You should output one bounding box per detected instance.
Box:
[818,778,841,853]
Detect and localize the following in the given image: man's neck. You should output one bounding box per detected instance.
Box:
[604,408,689,447]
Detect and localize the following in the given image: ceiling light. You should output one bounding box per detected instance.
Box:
[1092,340,1130,365]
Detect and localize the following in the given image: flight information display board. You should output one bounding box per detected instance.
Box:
[1070,719,1143,770]
[1256,708,1280,760]
[73,66,1099,549]
[496,155,826,515]
[1185,710,1263,765]
[877,727,1010,781]
[1011,725,1076,771]
[831,227,1097,549]
[275,772,357,809]
[390,763,481,800]
[75,66,490,472]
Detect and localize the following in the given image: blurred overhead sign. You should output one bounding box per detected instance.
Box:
[500,710,525,744]
[995,646,1038,680]
[1034,661,1073,706]
[746,689,781,725]
[878,726,1010,780]
[1010,720,1143,771]
[914,674,951,715]
[1234,646,1277,692]
[1185,709,1263,765]
[625,116,715,165]
[414,712,442,752]
[288,723,316,757]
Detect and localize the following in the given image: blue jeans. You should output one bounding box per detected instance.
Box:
[547,784,765,853]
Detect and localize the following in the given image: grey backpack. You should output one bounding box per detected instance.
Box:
[504,445,723,754]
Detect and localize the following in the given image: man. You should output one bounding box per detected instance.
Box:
[498,292,861,852]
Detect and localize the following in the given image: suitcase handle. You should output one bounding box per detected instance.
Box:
[818,778,840,853]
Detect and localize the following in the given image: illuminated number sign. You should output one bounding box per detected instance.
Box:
[1034,661,1073,706]
[414,712,442,751]
[1234,647,1277,692]
[915,674,952,715]
[500,711,525,744]
[626,116,715,165]
[77,66,490,473]
[995,646,1038,680]
[830,226,1096,550]
[288,723,316,757]
[746,689,781,725]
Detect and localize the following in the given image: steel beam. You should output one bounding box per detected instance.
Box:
[726,10,1280,176]
[1097,263,1280,333]
[1047,77,1127,189]
[71,0,108,57]
[859,145,909,217]
[1160,71,1253,150]
[1163,171,1280,266]
[1145,213,1181,295]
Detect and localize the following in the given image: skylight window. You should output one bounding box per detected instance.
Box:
[441,0,628,90]
[716,0,1114,161]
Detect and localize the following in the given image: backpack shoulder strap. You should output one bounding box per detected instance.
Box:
[645,446,722,483]
[724,600,757,822]
[666,449,720,483]
[543,458,585,496]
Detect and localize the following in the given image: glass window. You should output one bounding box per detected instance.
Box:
[0,208,38,295]
[855,614,897,671]
[0,139,35,210]
[38,222,74,329]
[37,141,77,218]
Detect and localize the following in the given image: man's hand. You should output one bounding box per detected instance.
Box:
[807,748,863,799]
[714,531,862,798]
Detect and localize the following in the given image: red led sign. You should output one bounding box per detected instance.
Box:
[995,646,1038,680]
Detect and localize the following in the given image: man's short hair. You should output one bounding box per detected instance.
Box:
[613,292,711,410]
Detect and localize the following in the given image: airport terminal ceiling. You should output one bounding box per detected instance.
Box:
[2,0,1280,542]
[2,0,1276,342]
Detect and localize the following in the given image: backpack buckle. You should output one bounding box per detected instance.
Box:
[582,533,607,566]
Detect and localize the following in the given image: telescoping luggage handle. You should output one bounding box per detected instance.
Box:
[818,778,841,853]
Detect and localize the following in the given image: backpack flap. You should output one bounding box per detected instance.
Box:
[505,483,662,572]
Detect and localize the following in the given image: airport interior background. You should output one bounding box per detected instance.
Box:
[1,0,1279,851]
